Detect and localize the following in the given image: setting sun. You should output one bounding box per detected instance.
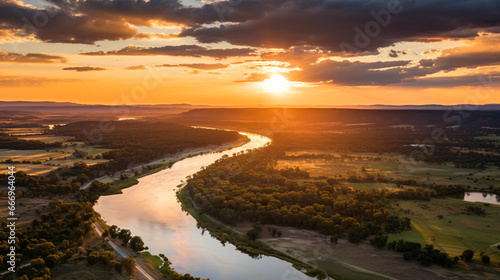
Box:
[261,74,291,94]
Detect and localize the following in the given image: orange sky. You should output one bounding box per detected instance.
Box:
[1,0,500,106]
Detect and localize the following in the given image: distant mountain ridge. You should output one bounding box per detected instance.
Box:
[1,101,499,110]
[331,104,500,110]
[0,101,209,109]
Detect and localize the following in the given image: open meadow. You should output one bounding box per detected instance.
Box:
[388,198,500,263]
[278,150,500,189]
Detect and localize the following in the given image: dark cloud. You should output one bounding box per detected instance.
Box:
[0,52,67,63]
[429,50,500,72]
[287,60,414,86]
[71,0,288,26]
[63,66,108,72]
[2,0,499,51]
[0,0,137,44]
[81,45,256,58]
[402,74,500,88]
[0,0,285,44]
[123,65,148,70]
[285,42,500,86]
[133,32,178,40]
[261,46,328,66]
[157,63,229,70]
[180,0,500,54]
[388,49,407,58]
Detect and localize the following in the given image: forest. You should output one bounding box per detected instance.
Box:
[175,108,500,128]
[2,111,498,279]
[0,120,245,279]
[186,147,414,241]
[52,121,244,174]
[272,127,500,169]
[0,171,156,279]
[184,142,498,269]
[0,133,62,150]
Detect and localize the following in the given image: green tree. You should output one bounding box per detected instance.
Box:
[118,229,132,246]
[87,251,100,265]
[460,249,474,262]
[99,251,116,264]
[481,254,490,265]
[108,260,121,273]
[121,257,136,275]
[246,229,259,241]
[109,225,119,238]
[129,236,146,252]
[45,254,59,268]
[31,258,45,270]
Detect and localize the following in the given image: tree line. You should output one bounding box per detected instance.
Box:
[185,147,412,244]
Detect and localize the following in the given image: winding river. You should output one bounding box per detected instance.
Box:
[95,131,316,280]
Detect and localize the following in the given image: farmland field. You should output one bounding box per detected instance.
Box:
[388,198,500,263]
[0,149,70,162]
[0,147,110,175]
[0,127,46,135]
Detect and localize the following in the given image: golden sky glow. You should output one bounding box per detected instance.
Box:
[1,0,500,106]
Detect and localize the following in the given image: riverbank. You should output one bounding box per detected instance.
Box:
[176,187,332,279]
[90,136,250,279]
[178,189,491,280]
[97,136,249,195]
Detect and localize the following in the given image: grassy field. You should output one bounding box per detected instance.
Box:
[279,150,500,269]
[0,148,70,161]
[142,252,164,269]
[475,135,500,146]
[389,198,500,263]
[342,182,417,191]
[278,151,500,189]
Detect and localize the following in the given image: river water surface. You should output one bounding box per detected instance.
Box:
[95,132,316,280]
[463,192,500,205]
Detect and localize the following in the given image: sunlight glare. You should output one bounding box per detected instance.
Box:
[261,74,291,94]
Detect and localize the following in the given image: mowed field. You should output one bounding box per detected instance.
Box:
[388,198,500,263]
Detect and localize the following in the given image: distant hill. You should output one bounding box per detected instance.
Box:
[0,101,210,112]
[1,101,499,111]
[175,107,500,128]
[1,101,499,126]
[0,101,213,123]
[329,104,500,110]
